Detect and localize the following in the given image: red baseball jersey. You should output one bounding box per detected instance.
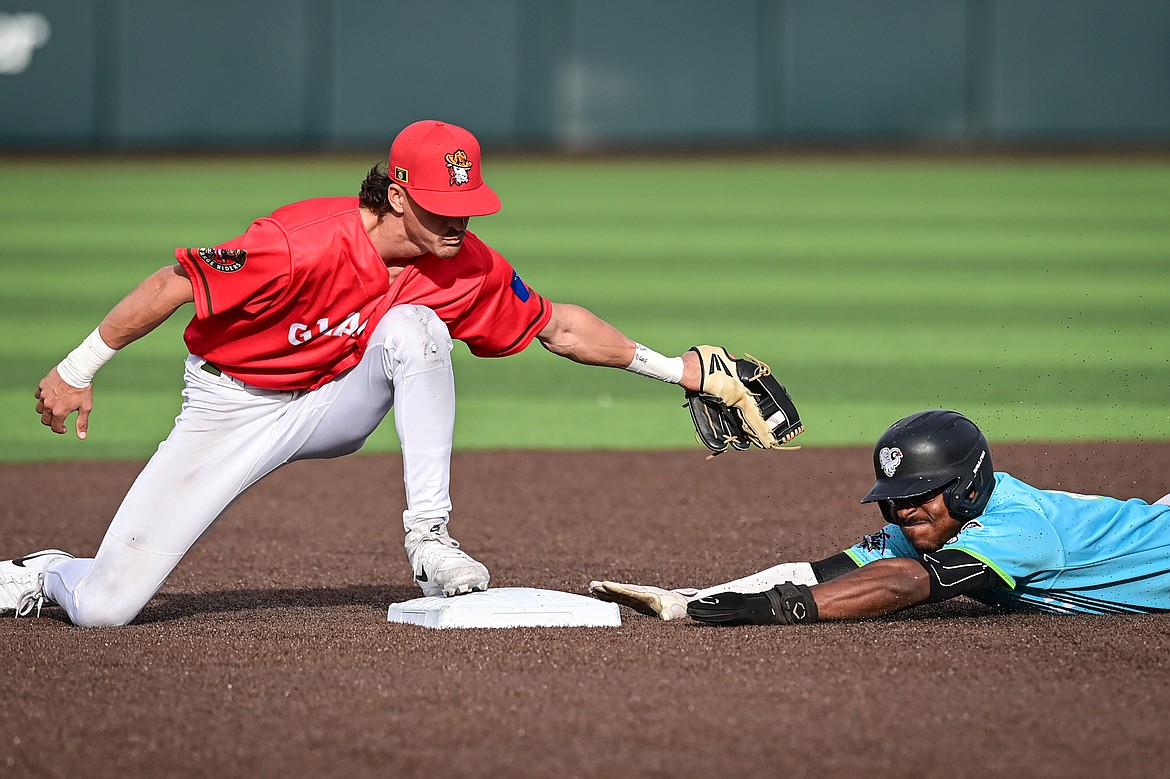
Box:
[175,197,551,390]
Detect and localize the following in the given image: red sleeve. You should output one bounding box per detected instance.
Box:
[447,239,552,358]
[175,218,292,320]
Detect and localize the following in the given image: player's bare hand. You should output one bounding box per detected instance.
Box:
[35,368,94,439]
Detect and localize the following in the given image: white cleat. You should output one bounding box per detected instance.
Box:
[0,550,74,617]
[588,580,691,621]
[405,526,490,598]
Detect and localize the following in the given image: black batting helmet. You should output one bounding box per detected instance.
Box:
[861,409,995,522]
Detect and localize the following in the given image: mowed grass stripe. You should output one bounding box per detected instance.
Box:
[1,155,1166,460]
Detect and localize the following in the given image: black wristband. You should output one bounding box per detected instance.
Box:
[765,583,819,624]
[810,552,860,583]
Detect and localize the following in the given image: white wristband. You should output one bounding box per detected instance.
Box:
[625,343,685,384]
[56,328,117,388]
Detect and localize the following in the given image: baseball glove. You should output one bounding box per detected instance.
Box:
[686,345,803,457]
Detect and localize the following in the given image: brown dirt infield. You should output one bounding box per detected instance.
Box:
[2,442,1169,779]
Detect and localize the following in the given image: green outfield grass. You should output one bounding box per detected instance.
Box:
[1,153,1167,461]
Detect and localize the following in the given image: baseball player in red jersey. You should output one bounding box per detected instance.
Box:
[1,120,712,626]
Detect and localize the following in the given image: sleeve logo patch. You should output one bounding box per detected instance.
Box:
[860,529,891,553]
[196,247,247,272]
[509,270,531,302]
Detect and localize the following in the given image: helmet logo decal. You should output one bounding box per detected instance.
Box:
[971,448,986,475]
[878,446,903,477]
[444,149,473,187]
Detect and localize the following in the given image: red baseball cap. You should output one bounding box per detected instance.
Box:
[387,120,501,217]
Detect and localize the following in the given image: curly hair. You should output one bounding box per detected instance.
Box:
[358,163,394,218]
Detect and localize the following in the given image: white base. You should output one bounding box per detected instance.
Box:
[387,587,621,629]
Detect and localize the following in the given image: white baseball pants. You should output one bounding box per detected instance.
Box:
[43,305,456,627]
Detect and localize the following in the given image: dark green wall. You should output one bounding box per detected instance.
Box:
[2,0,1167,149]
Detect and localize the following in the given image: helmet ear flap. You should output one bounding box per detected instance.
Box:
[943,478,976,521]
[943,446,993,520]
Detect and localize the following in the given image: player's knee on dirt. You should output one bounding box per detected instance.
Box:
[64,588,148,628]
[44,550,170,628]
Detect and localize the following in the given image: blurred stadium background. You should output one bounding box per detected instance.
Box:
[1,0,1168,460]
[3,0,1169,150]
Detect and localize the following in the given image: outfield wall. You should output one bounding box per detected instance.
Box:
[2,0,1169,150]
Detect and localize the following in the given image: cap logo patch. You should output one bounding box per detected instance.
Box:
[394,166,409,183]
[879,446,903,477]
[444,149,473,187]
[196,247,246,273]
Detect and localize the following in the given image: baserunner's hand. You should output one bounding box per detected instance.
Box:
[588,580,691,621]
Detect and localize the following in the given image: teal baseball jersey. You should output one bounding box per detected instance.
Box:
[845,473,1170,614]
